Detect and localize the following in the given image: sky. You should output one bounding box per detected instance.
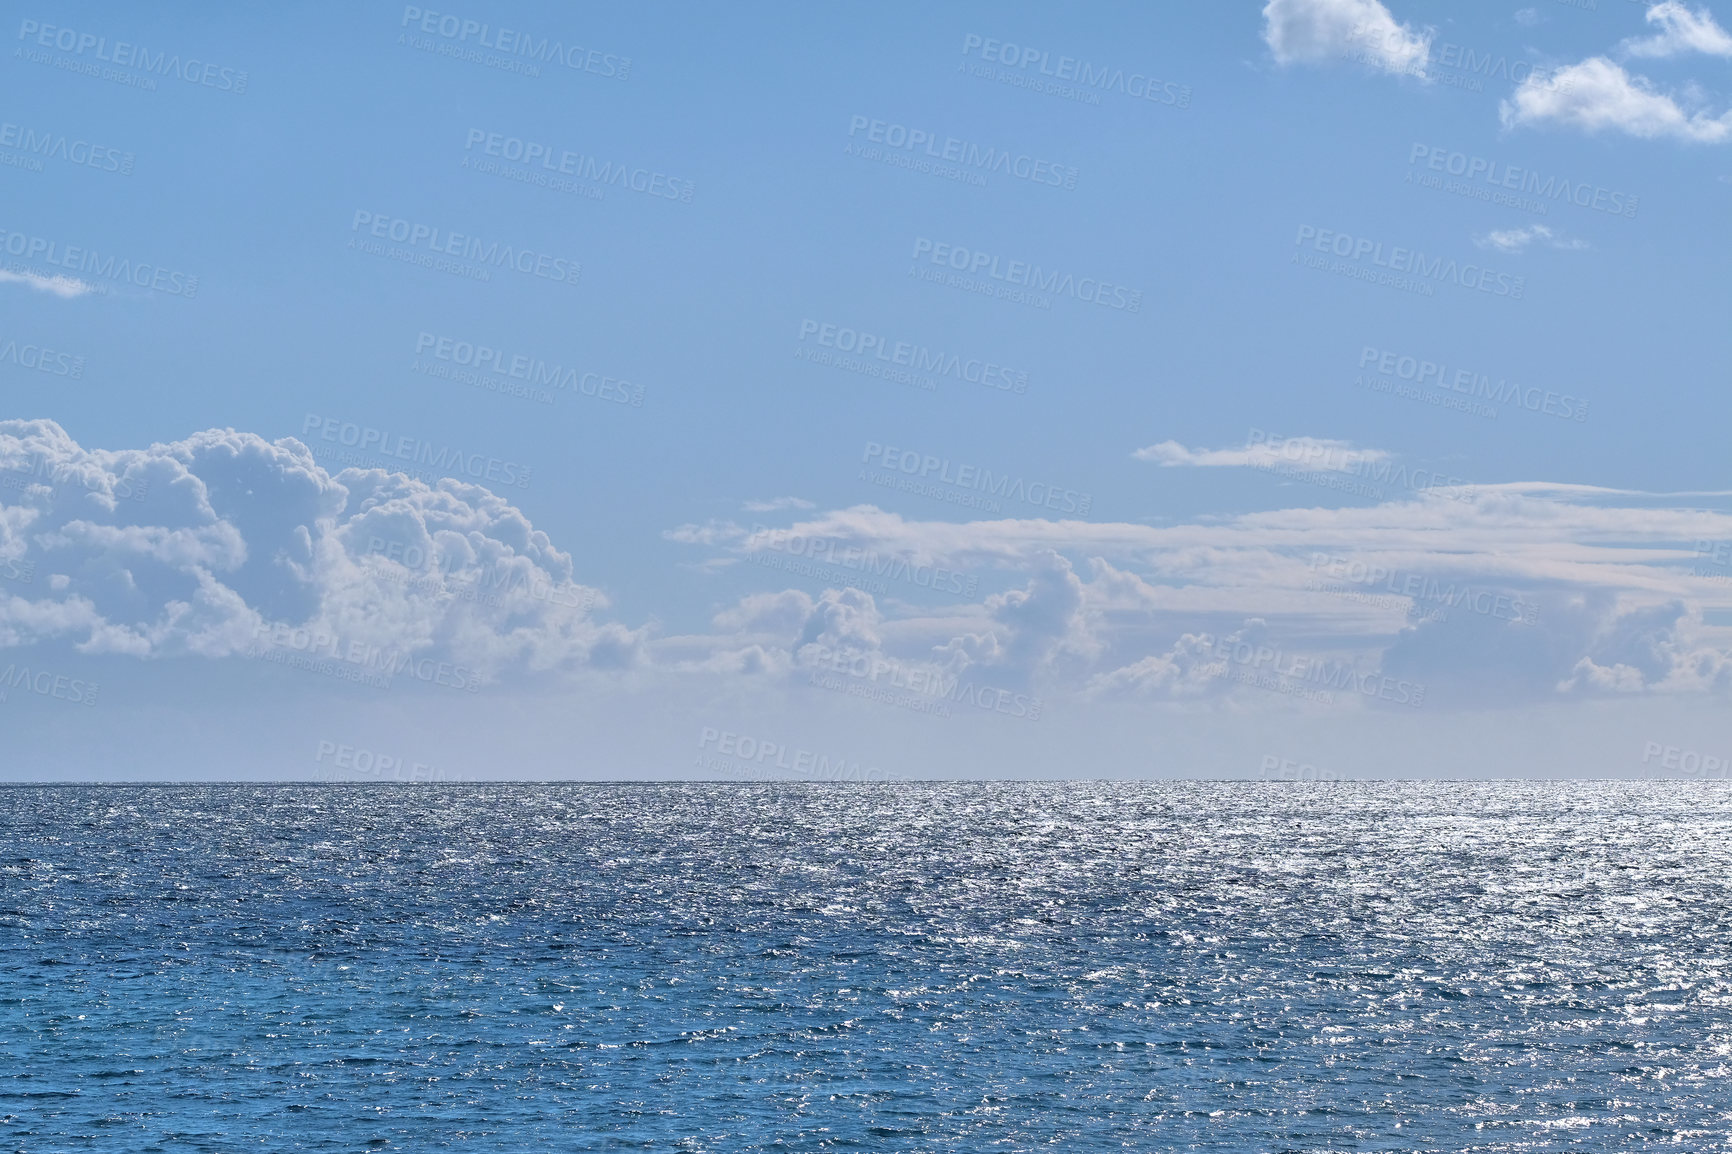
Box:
[3,0,1732,781]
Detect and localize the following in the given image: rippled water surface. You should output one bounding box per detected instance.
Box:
[1,782,1729,1151]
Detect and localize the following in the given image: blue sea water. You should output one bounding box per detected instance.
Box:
[0,781,1728,1151]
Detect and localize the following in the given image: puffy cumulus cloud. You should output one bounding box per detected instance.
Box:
[779,587,968,692]
[1502,56,1732,142]
[1262,0,1430,75]
[712,590,815,636]
[774,558,1093,687]
[1557,600,1732,694]
[1381,593,1732,705]
[673,480,1732,711]
[1085,627,1235,700]
[1083,616,1420,709]
[794,587,884,658]
[971,551,1096,683]
[667,555,1095,703]
[1623,1,1732,58]
[0,420,634,678]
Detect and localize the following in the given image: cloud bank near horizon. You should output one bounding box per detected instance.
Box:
[6,421,1732,714]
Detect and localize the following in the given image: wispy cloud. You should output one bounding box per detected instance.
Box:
[1134,435,1390,474]
[0,269,97,299]
[1474,224,1589,252]
[743,496,816,513]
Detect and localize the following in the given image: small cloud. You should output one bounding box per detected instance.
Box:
[1474,224,1589,252]
[1515,7,1543,27]
[1262,0,1431,75]
[0,269,96,299]
[1623,1,1732,58]
[1501,56,1732,141]
[1134,435,1390,474]
[662,520,746,547]
[742,496,816,513]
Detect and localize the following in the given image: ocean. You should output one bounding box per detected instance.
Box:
[1,781,1727,1151]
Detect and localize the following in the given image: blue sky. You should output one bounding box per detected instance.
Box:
[4,0,1732,780]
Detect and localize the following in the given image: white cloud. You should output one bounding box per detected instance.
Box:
[0,420,636,677]
[0,269,96,299]
[1553,599,1732,693]
[1623,1,1732,57]
[661,479,1732,709]
[742,496,815,513]
[712,589,815,635]
[1502,56,1732,141]
[1262,0,1431,74]
[1134,436,1391,474]
[1085,628,1230,700]
[31,416,1719,714]
[662,520,747,546]
[1474,224,1589,252]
